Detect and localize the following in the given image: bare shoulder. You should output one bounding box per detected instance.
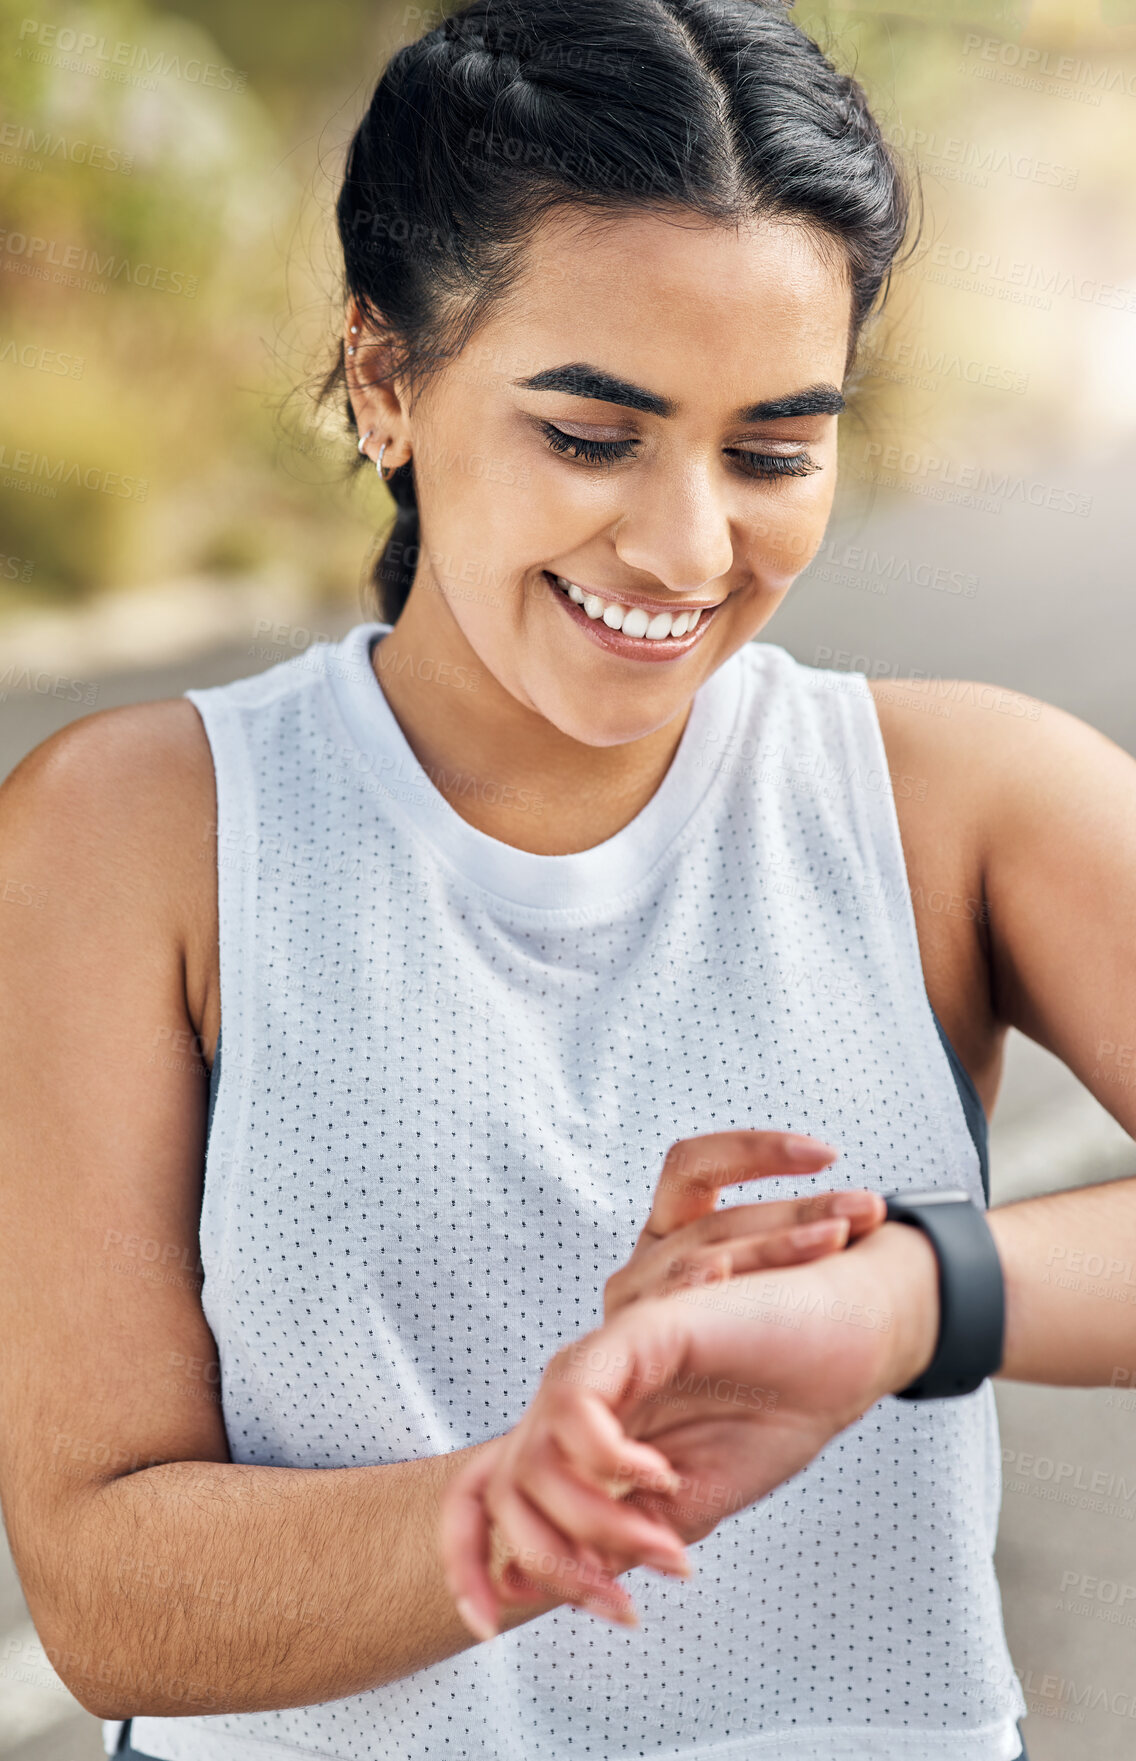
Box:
[866,673,1047,782]
[865,672,1124,848]
[0,696,218,1059]
[866,674,1136,1118]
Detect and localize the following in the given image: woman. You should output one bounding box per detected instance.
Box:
[2,0,1132,1757]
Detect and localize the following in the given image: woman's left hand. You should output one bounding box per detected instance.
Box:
[604,1128,886,1320]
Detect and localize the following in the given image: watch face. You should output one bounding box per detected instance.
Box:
[892,1190,972,1206]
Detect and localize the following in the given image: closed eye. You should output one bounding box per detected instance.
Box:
[540,422,637,467]
[725,448,820,479]
[540,421,819,479]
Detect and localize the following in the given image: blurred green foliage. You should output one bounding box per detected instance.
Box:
[0,0,1130,614]
[0,0,403,612]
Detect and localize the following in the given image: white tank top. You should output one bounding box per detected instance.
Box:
[109,621,1027,1761]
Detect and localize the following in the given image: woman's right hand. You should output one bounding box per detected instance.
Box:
[440,1220,935,1642]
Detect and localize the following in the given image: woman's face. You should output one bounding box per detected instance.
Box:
[392,205,853,747]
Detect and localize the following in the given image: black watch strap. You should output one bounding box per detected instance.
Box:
[883,1190,1005,1399]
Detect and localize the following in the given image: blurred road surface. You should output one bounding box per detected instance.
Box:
[2,458,1135,1758]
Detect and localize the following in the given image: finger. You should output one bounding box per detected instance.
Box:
[486,1472,612,1613]
[487,1479,640,1625]
[439,1447,508,1644]
[514,1433,691,1578]
[784,1187,887,1238]
[542,1382,682,1504]
[612,1194,884,1310]
[698,1217,852,1281]
[641,1222,848,1307]
[646,1129,839,1236]
[665,1188,885,1255]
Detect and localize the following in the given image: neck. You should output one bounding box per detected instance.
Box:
[371,580,692,856]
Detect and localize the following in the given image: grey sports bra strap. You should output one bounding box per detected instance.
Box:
[205,1024,222,1155]
[928,1005,989,1207]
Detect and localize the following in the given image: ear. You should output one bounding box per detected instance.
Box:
[343,302,412,474]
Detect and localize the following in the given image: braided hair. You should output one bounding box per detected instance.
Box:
[321,0,918,624]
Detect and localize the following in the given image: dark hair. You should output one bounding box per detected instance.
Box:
[319,0,919,625]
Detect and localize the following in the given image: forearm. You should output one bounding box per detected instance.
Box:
[989,1175,1136,1385]
[57,1444,565,1719]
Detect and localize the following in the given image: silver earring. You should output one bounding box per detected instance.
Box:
[357,428,375,454]
[377,440,389,480]
[350,324,359,334]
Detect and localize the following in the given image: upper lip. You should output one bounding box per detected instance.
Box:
[548,572,725,615]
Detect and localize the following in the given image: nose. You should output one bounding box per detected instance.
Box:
[610,459,734,595]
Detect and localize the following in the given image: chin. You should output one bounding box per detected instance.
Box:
[536,686,686,750]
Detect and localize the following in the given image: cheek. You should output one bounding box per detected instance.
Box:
[743,484,834,583]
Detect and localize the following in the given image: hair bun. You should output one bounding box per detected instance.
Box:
[440,14,526,81]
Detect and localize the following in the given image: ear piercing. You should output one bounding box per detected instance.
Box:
[355,428,392,478]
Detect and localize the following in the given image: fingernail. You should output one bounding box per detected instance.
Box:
[784,1136,837,1163]
[789,1219,844,1246]
[829,1191,876,1217]
[456,1596,497,1642]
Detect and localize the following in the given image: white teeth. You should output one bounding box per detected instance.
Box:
[553,574,707,639]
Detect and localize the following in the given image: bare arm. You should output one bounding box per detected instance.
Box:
[871,681,1136,1388]
[977,691,1136,1385]
[0,708,569,1721]
[53,1440,565,1717]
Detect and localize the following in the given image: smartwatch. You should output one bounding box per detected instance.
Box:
[882,1189,1005,1399]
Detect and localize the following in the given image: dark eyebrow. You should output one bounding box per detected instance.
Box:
[737,385,846,421]
[513,364,673,415]
[511,362,845,421]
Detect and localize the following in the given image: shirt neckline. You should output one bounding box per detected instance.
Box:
[325,621,745,912]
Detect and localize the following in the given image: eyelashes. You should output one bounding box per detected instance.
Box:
[539,421,819,479]
[541,422,634,467]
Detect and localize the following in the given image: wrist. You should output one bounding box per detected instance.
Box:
[850,1220,941,1400]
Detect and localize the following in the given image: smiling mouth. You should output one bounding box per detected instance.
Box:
[545,573,721,641]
